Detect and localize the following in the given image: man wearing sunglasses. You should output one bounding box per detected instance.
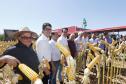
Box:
[3,27,40,84]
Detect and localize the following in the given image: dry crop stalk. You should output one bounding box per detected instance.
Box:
[97,62,101,84]
[82,43,103,84]
[113,57,116,84]
[56,42,76,83]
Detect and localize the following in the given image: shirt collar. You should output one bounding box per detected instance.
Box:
[50,39,56,44]
[41,33,49,41]
[61,34,67,39]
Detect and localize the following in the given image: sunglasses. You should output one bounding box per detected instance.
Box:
[20,36,33,40]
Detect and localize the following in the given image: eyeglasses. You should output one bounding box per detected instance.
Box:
[20,36,33,40]
[46,27,52,31]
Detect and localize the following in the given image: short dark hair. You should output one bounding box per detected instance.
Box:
[42,23,52,30]
[62,28,68,32]
[104,32,108,36]
[51,32,56,36]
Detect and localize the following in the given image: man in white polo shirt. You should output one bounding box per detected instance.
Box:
[49,31,61,84]
[36,23,52,84]
[57,28,69,48]
[57,28,69,84]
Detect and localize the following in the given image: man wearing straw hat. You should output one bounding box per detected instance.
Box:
[3,27,40,84]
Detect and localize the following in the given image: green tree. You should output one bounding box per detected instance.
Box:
[0,34,5,41]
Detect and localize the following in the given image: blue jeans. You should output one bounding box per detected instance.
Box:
[58,63,62,82]
[50,60,60,84]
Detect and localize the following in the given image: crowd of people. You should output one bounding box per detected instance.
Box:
[0,22,124,84]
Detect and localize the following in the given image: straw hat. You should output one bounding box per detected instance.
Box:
[14,27,37,38]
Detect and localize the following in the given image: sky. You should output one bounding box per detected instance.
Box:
[0,0,126,34]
